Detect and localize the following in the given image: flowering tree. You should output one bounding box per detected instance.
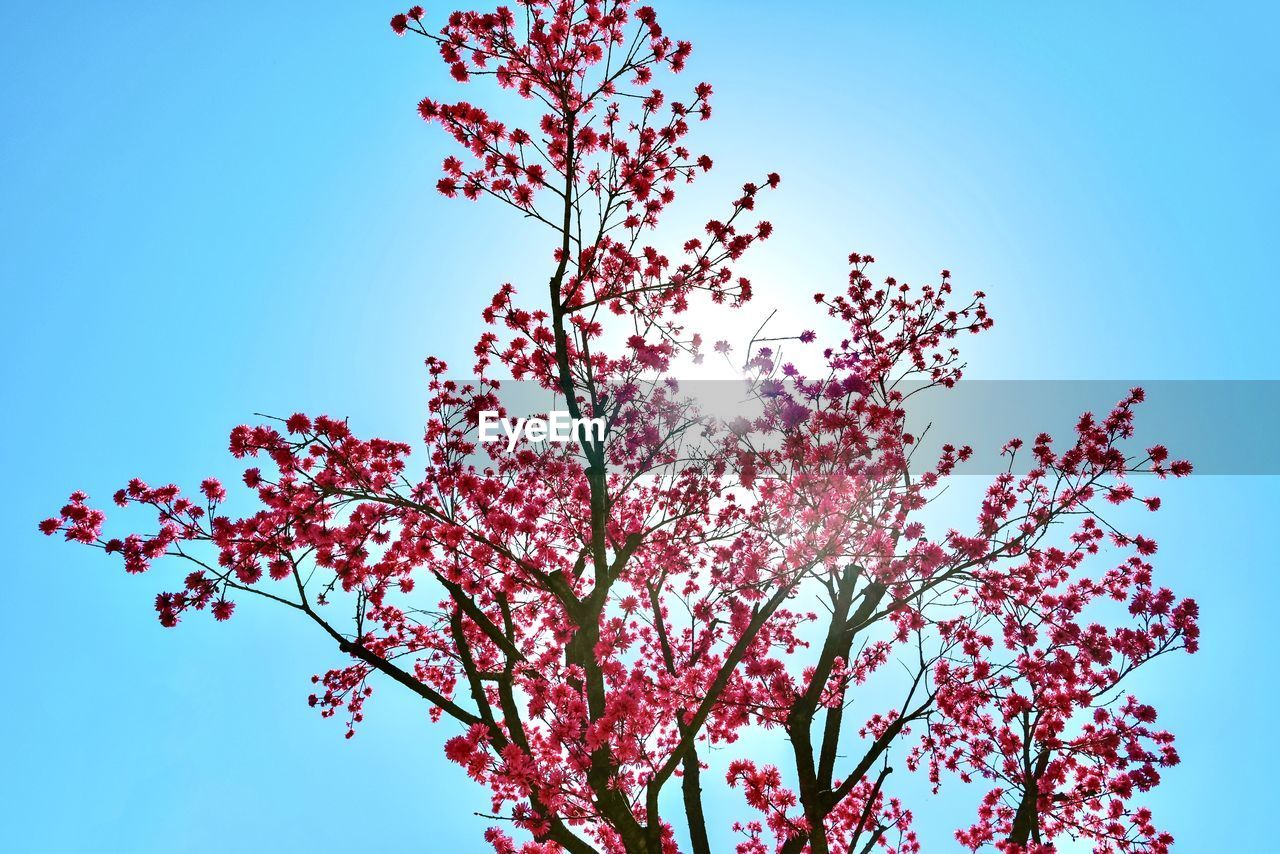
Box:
[42,3,1199,853]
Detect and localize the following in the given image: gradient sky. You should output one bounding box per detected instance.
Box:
[3,2,1277,851]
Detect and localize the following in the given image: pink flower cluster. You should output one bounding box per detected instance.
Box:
[42,3,1198,853]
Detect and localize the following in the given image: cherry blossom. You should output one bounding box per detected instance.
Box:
[41,4,1197,852]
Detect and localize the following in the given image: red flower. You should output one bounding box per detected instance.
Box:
[200,478,226,503]
[285,413,312,433]
[39,8,1199,854]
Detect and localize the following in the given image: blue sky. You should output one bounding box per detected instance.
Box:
[2,1,1276,850]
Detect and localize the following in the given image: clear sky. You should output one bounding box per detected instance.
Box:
[2,1,1276,850]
